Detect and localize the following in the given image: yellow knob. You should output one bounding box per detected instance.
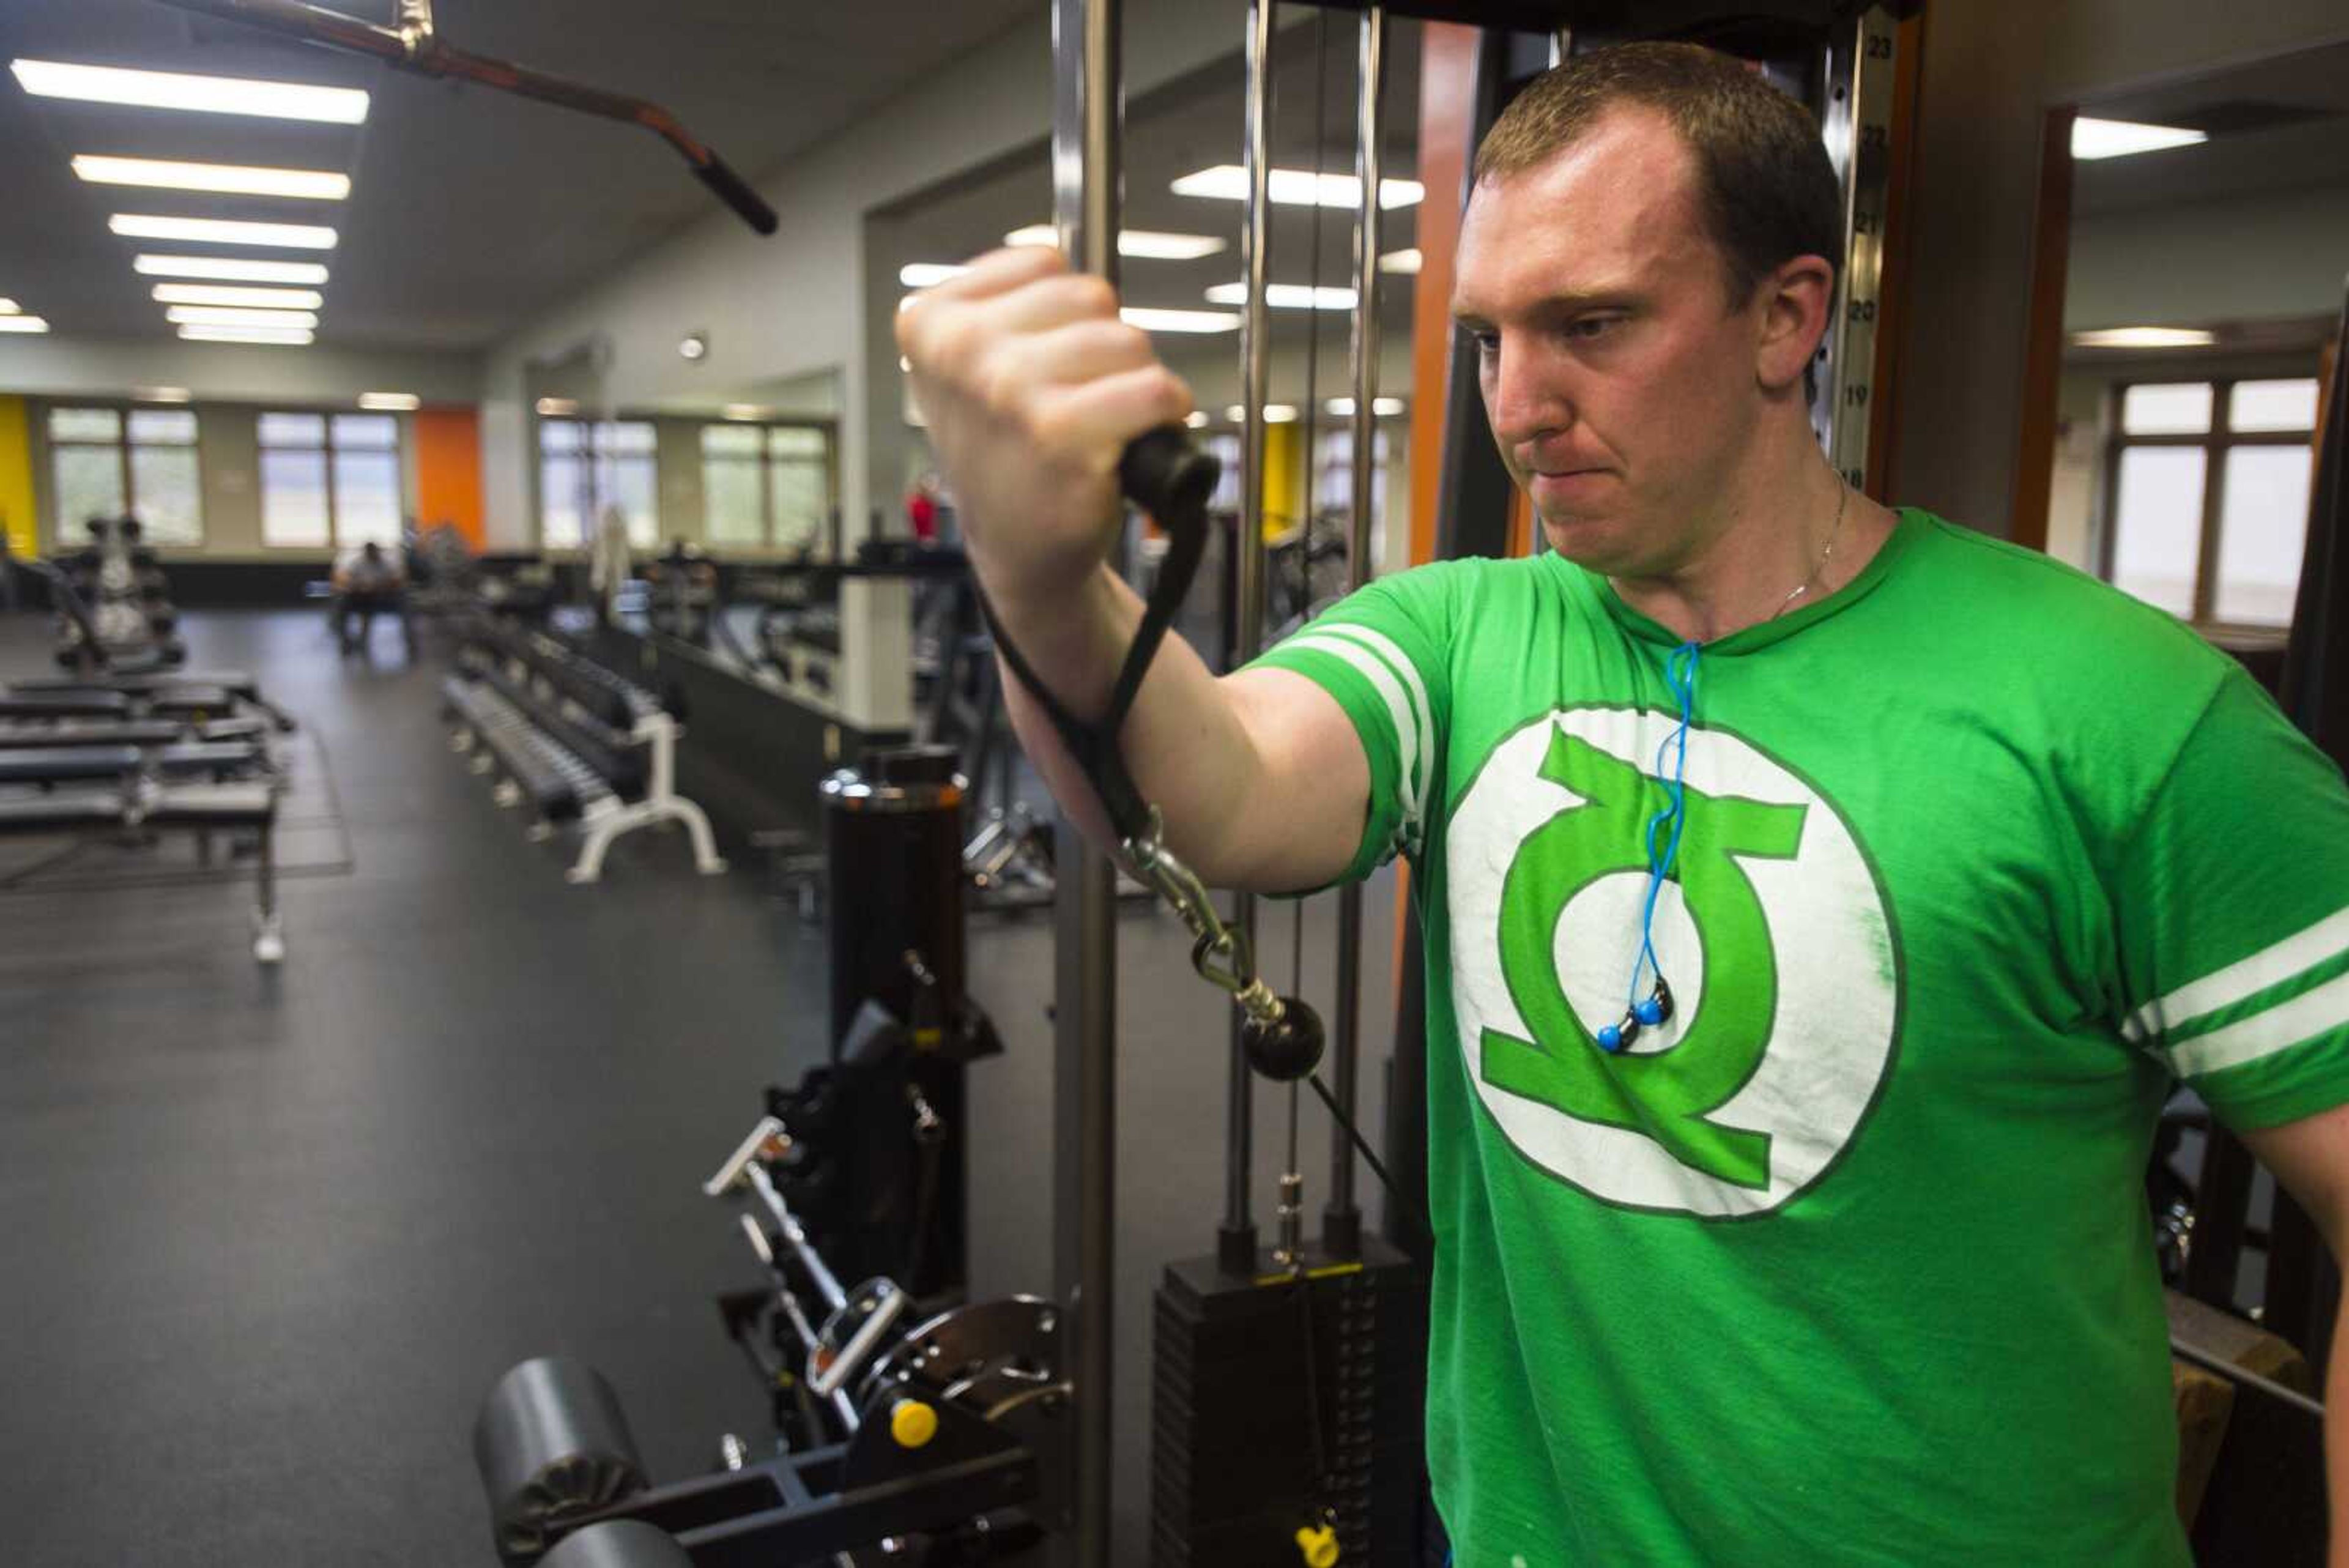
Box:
[1295,1524,1339,1567]
[889,1397,940,1449]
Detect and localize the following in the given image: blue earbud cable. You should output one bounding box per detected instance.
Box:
[1624,640,1701,1019]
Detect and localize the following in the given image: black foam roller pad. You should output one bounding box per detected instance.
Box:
[539,1520,696,1568]
[474,1358,649,1566]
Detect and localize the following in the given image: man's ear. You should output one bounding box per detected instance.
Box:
[1756,253,1835,394]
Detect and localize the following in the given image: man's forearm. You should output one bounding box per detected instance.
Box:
[990,563,1272,886]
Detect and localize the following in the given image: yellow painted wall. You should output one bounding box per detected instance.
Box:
[0,396,36,558]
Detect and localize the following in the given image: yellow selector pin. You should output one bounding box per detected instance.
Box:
[889,1398,939,1449]
[1294,1523,1339,1567]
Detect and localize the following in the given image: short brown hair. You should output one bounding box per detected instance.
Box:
[1472,42,1842,310]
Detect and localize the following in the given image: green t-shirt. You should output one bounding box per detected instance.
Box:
[1252,508,2349,1566]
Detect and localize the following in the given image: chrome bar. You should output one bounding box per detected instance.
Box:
[1324,4,1386,1257]
[744,1160,847,1312]
[1048,0,1120,1555]
[1222,0,1278,1273]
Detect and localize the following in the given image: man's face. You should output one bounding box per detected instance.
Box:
[1452,108,1767,576]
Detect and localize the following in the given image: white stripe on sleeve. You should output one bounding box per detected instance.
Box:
[2126,903,2349,1045]
[1313,623,1435,828]
[2165,964,2349,1079]
[1280,628,1425,842]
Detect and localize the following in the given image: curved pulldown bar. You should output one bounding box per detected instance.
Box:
[976,428,1420,1229]
[147,0,780,236]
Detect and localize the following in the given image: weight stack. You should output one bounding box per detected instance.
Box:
[1151,1235,1427,1567]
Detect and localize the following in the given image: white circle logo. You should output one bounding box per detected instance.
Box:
[1446,708,1899,1217]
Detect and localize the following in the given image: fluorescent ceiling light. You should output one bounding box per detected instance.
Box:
[10,59,369,124]
[0,298,16,314]
[135,254,330,284]
[0,316,51,334]
[2070,326,2217,349]
[1184,410,1209,428]
[74,155,349,201]
[900,262,968,288]
[2071,117,2206,160]
[1119,307,1240,334]
[1204,282,1359,310]
[166,305,319,328]
[178,325,311,344]
[135,387,193,403]
[1379,248,1422,275]
[1173,165,1424,210]
[110,214,337,250]
[1003,224,1228,260]
[1225,403,1299,423]
[153,283,324,310]
[358,392,420,411]
[1324,396,1408,416]
[535,398,580,417]
[722,404,770,420]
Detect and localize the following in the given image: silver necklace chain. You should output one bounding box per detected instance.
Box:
[1772,481,1849,621]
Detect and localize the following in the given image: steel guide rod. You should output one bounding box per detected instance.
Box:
[1219,0,1279,1278]
[1047,0,1119,1559]
[1325,4,1386,1259]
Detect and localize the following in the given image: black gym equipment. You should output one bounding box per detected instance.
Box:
[474,745,1035,1567]
[777,746,1001,1299]
[148,0,781,236]
[23,519,185,674]
[641,542,719,648]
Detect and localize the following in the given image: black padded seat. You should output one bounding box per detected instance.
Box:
[0,690,130,719]
[0,720,184,749]
[138,686,238,718]
[0,745,143,782]
[0,742,261,785]
[13,669,261,700]
[151,741,267,778]
[0,781,273,834]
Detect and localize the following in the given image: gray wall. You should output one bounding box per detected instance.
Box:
[0,332,479,407]
[1886,0,2348,537]
[2068,181,2349,328]
[2043,0,2349,98]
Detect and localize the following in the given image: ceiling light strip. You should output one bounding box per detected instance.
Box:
[134,255,331,284]
[111,215,338,250]
[178,325,313,345]
[153,283,325,310]
[166,305,320,328]
[1173,164,1424,209]
[73,155,349,201]
[10,59,368,124]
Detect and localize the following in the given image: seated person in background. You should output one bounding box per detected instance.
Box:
[331,540,416,656]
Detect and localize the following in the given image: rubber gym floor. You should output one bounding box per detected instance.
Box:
[0,608,1393,1567]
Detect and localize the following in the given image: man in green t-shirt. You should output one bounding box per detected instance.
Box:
[899,40,2348,1566]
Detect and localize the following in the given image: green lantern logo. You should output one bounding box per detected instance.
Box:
[1447,708,1899,1217]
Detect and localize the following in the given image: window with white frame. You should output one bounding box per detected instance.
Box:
[2102,377,2320,626]
[48,405,204,546]
[700,422,836,554]
[259,411,404,548]
[540,418,658,550]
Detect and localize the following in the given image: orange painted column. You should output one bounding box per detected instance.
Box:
[413,407,485,549]
[1407,23,1482,571]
